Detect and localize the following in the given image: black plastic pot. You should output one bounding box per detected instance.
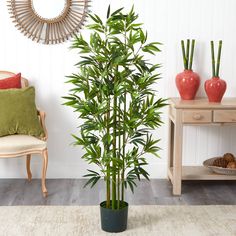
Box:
[100,201,128,233]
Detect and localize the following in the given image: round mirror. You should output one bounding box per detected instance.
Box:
[32,0,67,20]
[8,0,89,44]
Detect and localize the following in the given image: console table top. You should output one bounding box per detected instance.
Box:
[170,97,236,109]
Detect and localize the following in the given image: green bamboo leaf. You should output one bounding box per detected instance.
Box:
[107,5,111,19]
[127,181,134,193]
[91,176,101,188]
[83,177,96,188]
[87,24,104,33]
[139,28,145,44]
[139,167,150,180]
[111,7,124,16]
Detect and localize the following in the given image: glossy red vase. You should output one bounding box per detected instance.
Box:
[175,70,200,100]
[204,77,226,103]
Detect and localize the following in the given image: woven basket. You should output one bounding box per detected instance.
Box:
[203,157,236,175]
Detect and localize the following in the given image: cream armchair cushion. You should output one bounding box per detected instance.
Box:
[0,135,46,156]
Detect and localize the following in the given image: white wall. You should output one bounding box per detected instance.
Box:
[1,0,236,178]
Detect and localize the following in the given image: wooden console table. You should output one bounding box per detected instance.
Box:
[168,97,236,195]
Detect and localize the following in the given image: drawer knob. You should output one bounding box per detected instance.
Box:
[193,113,202,120]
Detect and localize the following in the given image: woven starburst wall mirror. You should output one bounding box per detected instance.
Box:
[8,0,90,44]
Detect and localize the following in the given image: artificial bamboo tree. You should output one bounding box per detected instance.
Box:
[63,6,166,211]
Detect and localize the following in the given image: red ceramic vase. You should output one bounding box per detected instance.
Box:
[175,70,200,100]
[204,77,226,103]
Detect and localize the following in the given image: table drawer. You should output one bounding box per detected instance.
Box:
[214,110,236,122]
[182,110,212,123]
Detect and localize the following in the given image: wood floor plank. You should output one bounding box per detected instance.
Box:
[0,179,235,206]
[125,179,156,205]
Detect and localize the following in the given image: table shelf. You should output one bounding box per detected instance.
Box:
[169,166,236,181]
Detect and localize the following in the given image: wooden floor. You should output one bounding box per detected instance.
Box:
[0,179,235,206]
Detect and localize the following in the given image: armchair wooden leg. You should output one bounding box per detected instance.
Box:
[26,154,32,182]
[42,149,48,197]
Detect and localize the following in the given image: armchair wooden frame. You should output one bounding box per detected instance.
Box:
[0,71,48,197]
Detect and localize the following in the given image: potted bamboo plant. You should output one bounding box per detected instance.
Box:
[63,6,167,233]
[205,40,226,102]
[176,39,200,100]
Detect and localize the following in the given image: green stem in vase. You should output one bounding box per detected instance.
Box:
[189,39,195,70]
[186,39,190,69]
[211,41,216,77]
[181,40,187,70]
[216,40,222,77]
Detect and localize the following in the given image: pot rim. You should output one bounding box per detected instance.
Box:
[100,200,129,210]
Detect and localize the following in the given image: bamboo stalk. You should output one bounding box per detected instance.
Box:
[112,81,117,210]
[189,39,195,70]
[211,41,216,77]
[106,96,111,209]
[121,91,126,203]
[117,100,121,209]
[216,40,222,77]
[186,39,190,69]
[121,25,127,206]
[181,40,187,70]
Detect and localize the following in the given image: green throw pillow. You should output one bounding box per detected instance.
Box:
[0,86,45,138]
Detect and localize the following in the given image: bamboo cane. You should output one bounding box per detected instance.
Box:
[181,40,187,70]
[216,40,222,77]
[189,39,195,70]
[117,100,121,209]
[211,41,216,77]
[186,39,190,69]
[106,96,111,208]
[112,79,117,210]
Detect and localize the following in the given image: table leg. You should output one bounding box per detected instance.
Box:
[167,117,174,181]
[172,110,183,195]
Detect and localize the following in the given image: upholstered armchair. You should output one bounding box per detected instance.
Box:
[0,71,48,197]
